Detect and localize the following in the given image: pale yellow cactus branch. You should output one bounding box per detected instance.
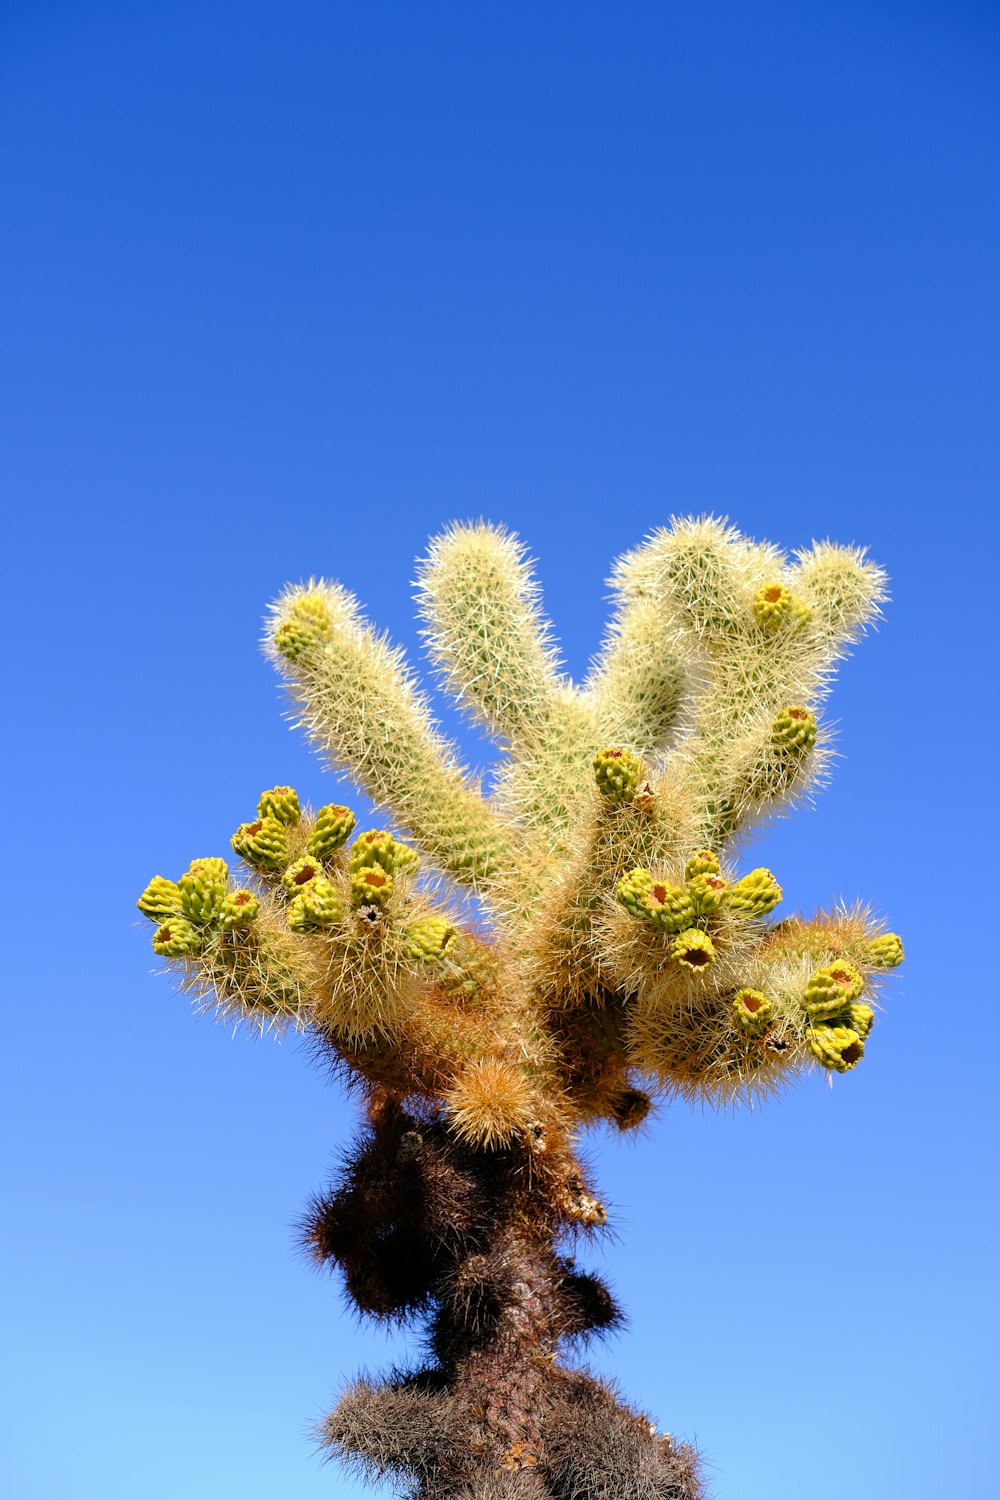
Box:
[265,581,518,890]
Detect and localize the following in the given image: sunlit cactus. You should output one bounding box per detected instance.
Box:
[138,516,903,1498]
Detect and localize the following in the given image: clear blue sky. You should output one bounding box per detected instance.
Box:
[3,3,997,1497]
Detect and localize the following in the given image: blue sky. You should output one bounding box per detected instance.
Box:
[3,3,997,1497]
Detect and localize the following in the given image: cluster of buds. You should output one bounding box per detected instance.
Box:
[137,856,259,957]
[616,851,782,973]
[803,961,875,1072]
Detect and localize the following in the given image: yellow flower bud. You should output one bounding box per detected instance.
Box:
[220,889,259,930]
[803,962,865,1019]
[848,1003,874,1040]
[137,876,181,920]
[670,927,716,971]
[177,859,229,923]
[306,804,357,862]
[753,582,794,630]
[593,747,642,803]
[350,866,394,909]
[687,871,728,913]
[732,988,773,1033]
[281,855,323,896]
[867,932,904,969]
[257,786,301,826]
[231,816,288,871]
[725,867,782,918]
[401,916,456,961]
[349,830,399,875]
[287,875,343,931]
[684,849,720,880]
[808,1024,865,1072]
[152,916,204,957]
[617,867,654,918]
[772,705,818,753]
[273,594,331,661]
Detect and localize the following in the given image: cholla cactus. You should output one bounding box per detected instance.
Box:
[138,517,903,1498]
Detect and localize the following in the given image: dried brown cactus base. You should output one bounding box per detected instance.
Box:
[311,1105,703,1500]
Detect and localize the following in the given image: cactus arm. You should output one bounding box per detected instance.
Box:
[265,581,517,890]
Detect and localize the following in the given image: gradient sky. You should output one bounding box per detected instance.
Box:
[3,3,998,1497]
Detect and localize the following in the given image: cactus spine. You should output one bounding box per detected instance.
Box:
[139,517,901,1497]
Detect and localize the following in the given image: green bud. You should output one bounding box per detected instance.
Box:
[220,889,259,930]
[867,932,904,969]
[177,859,229,923]
[281,855,323,896]
[772,704,818,753]
[848,1002,874,1040]
[273,594,331,662]
[684,849,720,880]
[306,804,357,861]
[725,867,782,918]
[670,927,716,971]
[687,871,728,914]
[137,876,181,921]
[152,916,204,957]
[257,786,301,826]
[803,962,865,1019]
[287,875,343,931]
[645,882,697,933]
[350,865,394,909]
[349,829,399,876]
[617,867,655,918]
[752,582,794,630]
[231,816,288,871]
[401,916,456,961]
[732,988,773,1033]
[593,746,642,803]
[808,1024,865,1072]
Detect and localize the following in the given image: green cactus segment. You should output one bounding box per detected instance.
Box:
[752,582,795,630]
[772,704,818,753]
[257,785,301,825]
[273,594,332,662]
[177,859,229,923]
[803,962,866,1019]
[350,866,394,909]
[348,829,417,877]
[867,932,904,969]
[152,916,204,957]
[287,875,343,932]
[684,849,721,880]
[220,889,260,930]
[137,876,181,920]
[670,927,716,970]
[593,746,642,803]
[616,867,655,918]
[687,871,727,914]
[306,804,357,861]
[732,988,774,1033]
[808,1023,865,1072]
[725,867,783,918]
[401,916,457,962]
[848,1003,875,1040]
[231,816,289,871]
[281,855,323,895]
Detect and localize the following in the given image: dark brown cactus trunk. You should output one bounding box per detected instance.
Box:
[310,1101,702,1499]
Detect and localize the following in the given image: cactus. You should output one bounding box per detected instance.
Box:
[139,518,901,1496]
